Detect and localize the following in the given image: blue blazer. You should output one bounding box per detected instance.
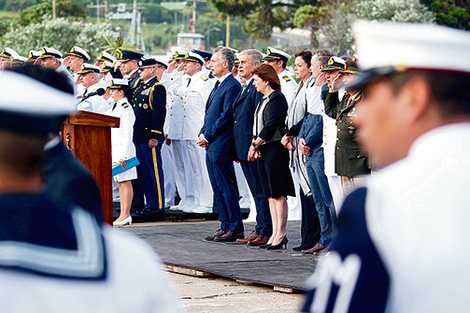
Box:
[233,79,263,161]
[200,74,241,152]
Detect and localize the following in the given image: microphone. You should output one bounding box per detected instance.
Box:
[82,88,105,100]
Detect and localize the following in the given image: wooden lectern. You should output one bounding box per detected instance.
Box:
[62,111,120,224]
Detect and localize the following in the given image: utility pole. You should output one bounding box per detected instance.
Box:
[52,0,56,19]
[226,15,230,47]
[192,0,196,33]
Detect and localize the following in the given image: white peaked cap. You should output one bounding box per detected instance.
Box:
[353,20,470,74]
[0,71,74,115]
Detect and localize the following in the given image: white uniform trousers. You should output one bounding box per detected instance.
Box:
[161,143,177,207]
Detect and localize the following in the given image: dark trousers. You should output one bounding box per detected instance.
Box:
[131,141,165,210]
[299,190,321,248]
[206,150,244,234]
[306,157,337,245]
[240,160,272,237]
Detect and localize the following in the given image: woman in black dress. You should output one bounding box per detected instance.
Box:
[248,64,295,250]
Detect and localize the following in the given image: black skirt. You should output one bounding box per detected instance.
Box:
[257,141,295,199]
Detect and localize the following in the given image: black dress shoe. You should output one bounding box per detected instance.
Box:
[214,230,244,242]
[204,229,225,241]
[292,246,305,252]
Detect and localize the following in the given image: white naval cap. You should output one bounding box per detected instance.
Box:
[109,78,129,89]
[350,20,470,88]
[170,46,190,60]
[263,47,291,63]
[76,63,101,74]
[65,46,91,62]
[39,47,63,59]
[0,68,75,136]
[0,47,19,59]
[184,52,205,65]
[147,55,169,69]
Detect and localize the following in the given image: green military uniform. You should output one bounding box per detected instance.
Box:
[323,90,370,178]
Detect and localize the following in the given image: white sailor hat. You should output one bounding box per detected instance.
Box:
[109,78,129,89]
[39,47,63,59]
[170,46,190,60]
[0,68,75,136]
[65,46,91,62]
[322,56,346,72]
[100,61,113,73]
[350,20,470,89]
[97,51,116,63]
[27,50,41,63]
[0,47,18,60]
[147,55,169,69]
[11,55,28,65]
[77,63,101,74]
[263,47,291,63]
[184,52,204,65]
[0,47,19,59]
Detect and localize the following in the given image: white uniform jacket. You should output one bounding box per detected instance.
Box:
[279,69,297,106]
[172,71,215,140]
[106,97,136,163]
[77,81,110,113]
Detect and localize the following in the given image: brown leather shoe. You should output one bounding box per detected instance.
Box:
[301,242,331,254]
[214,230,244,242]
[236,230,259,244]
[204,229,225,241]
[247,234,269,246]
[314,243,331,255]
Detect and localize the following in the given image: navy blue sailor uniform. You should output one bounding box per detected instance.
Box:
[130,76,167,211]
[301,187,389,313]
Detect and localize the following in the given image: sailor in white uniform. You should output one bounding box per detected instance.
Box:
[0,66,183,313]
[302,21,470,313]
[76,63,109,113]
[170,51,215,213]
[106,79,138,226]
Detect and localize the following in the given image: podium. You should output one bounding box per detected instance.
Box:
[62,111,120,224]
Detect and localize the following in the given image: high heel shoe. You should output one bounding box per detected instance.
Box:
[267,236,288,250]
[259,243,272,249]
[113,216,132,226]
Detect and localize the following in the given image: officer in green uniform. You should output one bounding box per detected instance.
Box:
[322,58,371,186]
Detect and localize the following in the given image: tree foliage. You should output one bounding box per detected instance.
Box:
[1,16,117,58]
[293,4,329,48]
[17,0,86,26]
[420,0,470,29]
[354,0,435,22]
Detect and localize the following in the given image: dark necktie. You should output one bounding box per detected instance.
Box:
[206,80,220,109]
[187,78,191,88]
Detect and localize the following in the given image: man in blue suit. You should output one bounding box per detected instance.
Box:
[232,49,272,246]
[197,47,244,242]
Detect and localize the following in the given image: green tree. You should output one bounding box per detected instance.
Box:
[1,17,116,58]
[293,4,328,48]
[17,0,86,26]
[420,0,470,29]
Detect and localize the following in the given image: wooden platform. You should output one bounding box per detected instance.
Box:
[122,220,320,293]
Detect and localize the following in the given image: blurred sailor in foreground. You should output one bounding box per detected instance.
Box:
[0,66,183,312]
[302,21,470,313]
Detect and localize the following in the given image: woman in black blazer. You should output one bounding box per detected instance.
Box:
[248,64,295,250]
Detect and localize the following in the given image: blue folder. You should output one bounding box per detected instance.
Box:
[112,156,140,177]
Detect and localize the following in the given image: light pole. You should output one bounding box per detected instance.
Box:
[151,22,167,53]
[204,24,220,51]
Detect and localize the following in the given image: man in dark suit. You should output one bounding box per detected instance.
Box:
[232,49,272,246]
[197,47,244,242]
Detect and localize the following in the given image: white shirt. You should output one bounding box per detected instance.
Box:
[367,123,470,313]
[0,226,184,313]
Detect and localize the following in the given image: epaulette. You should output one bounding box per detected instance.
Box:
[201,74,208,81]
[283,76,291,82]
[122,103,129,108]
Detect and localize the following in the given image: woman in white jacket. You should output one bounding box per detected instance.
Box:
[107,79,137,226]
